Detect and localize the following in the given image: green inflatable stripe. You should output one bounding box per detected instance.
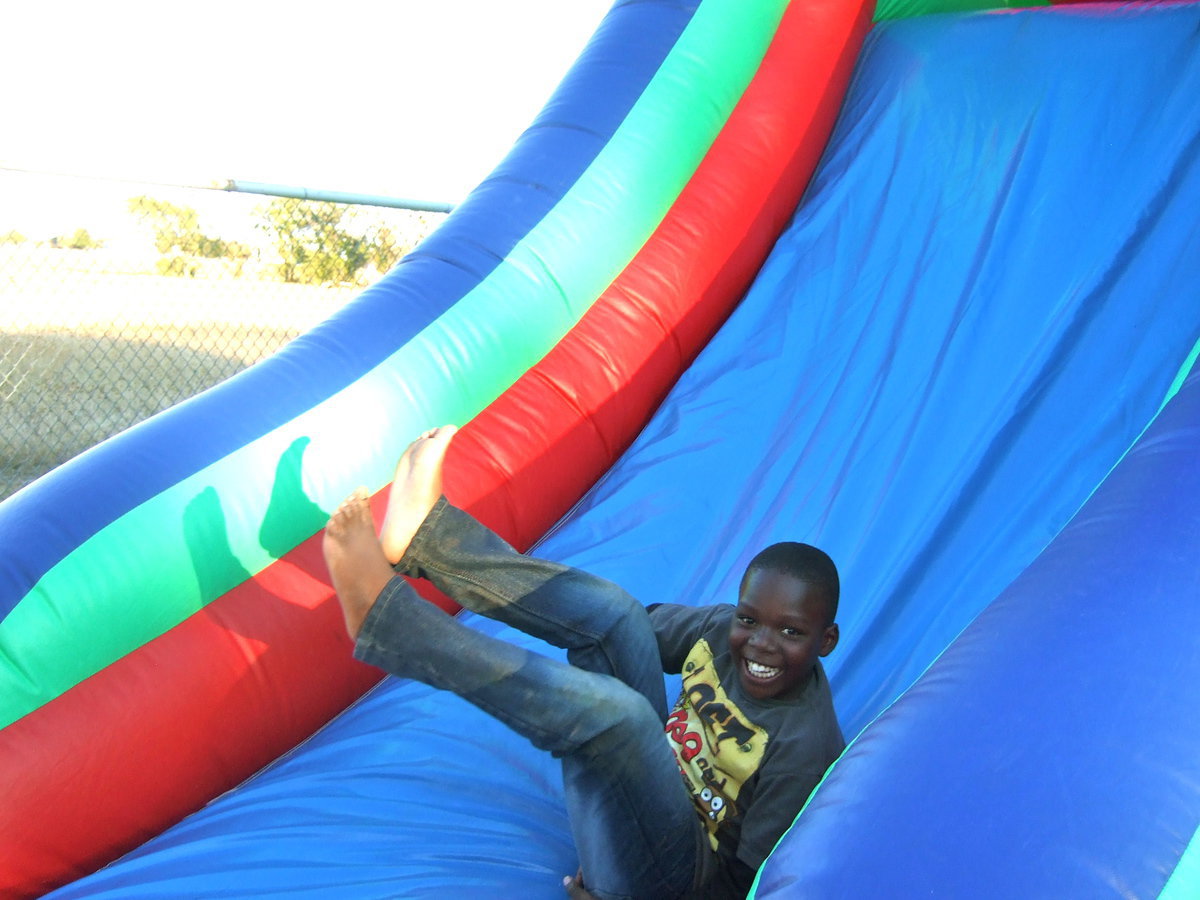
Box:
[0,0,791,729]
[1160,824,1200,899]
[1160,332,1200,413]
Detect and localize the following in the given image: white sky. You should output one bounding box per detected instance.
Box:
[1,0,614,240]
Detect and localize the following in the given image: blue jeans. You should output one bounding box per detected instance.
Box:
[353,498,701,900]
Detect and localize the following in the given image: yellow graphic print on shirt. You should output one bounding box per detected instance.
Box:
[663,638,768,849]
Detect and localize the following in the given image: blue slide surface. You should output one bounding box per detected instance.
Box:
[51,2,1200,897]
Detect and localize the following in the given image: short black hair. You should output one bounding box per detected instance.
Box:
[741,542,839,624]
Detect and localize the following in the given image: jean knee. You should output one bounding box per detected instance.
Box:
[570,568,640,617]
[579,681,663,757]
[570,574,654,653]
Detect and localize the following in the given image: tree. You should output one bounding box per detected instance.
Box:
[129,195,201,255]
[370,226,405,276]
[128,195,250,275]
[255,199,375,286]
[52,228,102,250]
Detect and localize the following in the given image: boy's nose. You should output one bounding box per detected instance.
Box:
[749,629,777,652]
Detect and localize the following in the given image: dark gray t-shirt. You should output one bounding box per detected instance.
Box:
[648,602,845,898]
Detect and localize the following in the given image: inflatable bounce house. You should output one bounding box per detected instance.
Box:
[3,0,1199,895]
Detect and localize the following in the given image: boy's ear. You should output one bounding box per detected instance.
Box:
[819,623,839,656]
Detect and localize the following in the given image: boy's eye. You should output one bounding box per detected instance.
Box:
[781,627,803,638]
[736,614,756,626]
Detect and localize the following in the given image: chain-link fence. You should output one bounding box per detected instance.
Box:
[0,169,447,501]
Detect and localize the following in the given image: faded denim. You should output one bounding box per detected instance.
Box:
[354,497,700,900]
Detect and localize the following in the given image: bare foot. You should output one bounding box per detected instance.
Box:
[380,424,458,564]
[323,487,397,640]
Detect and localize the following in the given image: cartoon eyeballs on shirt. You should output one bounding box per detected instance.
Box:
[700,787,725,819]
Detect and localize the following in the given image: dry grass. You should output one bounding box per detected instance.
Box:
[1,247,361,500]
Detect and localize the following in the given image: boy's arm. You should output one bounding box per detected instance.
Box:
[735,767,827,871]
[646,602,731,672]
[737,684,844,869]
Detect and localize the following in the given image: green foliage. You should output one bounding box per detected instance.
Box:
[0,229,27,246]
[371,226,406,276]
[156,255,202,277]
[55,228,102,250]
[129,195,250,275]
[255,199,377,286]
[125,192,439,284]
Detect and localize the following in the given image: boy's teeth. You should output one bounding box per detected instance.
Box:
[747,660,781,679]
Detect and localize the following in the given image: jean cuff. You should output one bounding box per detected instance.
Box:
[391,494,450,576]
[352,573,411,669]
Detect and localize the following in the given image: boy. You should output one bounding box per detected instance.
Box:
[323,425,843,899]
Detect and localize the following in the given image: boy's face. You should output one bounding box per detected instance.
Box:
[729,568,839,701]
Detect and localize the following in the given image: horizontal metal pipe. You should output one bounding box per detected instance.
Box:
[219,179,455,213]
[0,165,455,214]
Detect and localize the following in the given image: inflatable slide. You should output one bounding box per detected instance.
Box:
[2,0,1199,896]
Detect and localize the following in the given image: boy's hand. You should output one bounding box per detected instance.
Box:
[562,869,598,899]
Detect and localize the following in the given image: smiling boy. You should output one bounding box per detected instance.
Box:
[647,545,843,895]
[323,426,844,899]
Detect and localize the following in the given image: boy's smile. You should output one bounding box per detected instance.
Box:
[729,569,839,701]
